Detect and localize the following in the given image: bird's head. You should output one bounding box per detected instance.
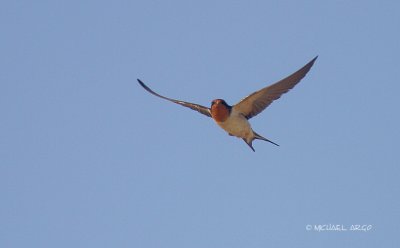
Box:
[211,99,231,109]
[210,99,232,122]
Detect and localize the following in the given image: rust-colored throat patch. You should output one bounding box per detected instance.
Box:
[211,100,231,122]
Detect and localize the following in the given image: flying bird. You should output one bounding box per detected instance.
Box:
[138,56,317,151]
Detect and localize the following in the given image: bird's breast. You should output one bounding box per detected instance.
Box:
[214,109,253,139]
[211,104,230,122]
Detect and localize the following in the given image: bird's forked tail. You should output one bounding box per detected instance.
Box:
[242,131,279,152]
[253,131,279,147]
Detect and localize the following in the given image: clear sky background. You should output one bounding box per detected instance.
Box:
[1,0,399,247]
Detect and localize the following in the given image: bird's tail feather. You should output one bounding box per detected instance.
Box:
[253,131,279,146]
[242,138,255,152]
[242,131,279,152]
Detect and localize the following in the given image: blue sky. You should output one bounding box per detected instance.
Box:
[1,0,399,247]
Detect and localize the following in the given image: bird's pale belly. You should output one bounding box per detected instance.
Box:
[215,112,253,139]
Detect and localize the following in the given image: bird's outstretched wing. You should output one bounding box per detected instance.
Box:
[137,79,212,117]
[233,56,318,119]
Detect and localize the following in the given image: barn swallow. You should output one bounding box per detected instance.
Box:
[138,56,317,151]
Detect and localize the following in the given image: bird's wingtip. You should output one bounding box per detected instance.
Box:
[137,79,148,89]
[311,55,318,62]
[137,78,153,94]
[305,56,318,68]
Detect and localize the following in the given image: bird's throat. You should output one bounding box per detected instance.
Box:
[211,104,230,122]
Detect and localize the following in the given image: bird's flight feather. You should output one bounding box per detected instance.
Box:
[137,79,211,117]
[233,56,318,119]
